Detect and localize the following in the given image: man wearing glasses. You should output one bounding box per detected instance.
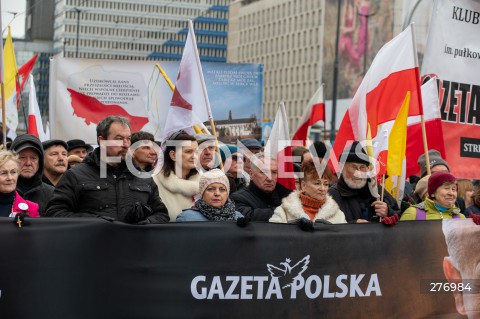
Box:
[45,116,169,224]
[328,141,400,223]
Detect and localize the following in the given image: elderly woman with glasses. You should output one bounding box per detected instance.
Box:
[153,130,200,221]
[0,150,39,218]
[176,169,242,222]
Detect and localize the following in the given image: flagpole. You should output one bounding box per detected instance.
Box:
[155,64,175,91]
[187,20,223,169]
[321,83,327,141]
[0,4,6,146]
[410,23,431,175]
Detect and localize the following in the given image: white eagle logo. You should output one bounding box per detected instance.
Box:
[266,255,310,289]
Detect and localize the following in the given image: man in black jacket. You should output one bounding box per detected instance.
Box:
[230,153,291,221]
[45,116,169,224]
[11,134,55,215]
[329,141,400,223]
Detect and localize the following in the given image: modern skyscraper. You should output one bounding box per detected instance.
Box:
[228,0,325,134]
[53,0,231,62]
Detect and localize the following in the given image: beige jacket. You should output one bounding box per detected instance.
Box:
[270,191,347,224]
[153,172,201,221]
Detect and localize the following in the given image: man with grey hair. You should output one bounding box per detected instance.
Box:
[230,152,291,221]
[46,116,169,224]
[442,218,480,318]
[329,141,399,223]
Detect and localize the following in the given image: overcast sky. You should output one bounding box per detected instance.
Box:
[2,0,27,38]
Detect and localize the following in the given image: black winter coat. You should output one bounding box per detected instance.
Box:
[230,182,291,221]
[329,176,400,222]
[11,134,54,215]
[45,148,169,223]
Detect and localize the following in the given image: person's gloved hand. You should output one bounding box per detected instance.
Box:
[13,212,29,228]
[468,214,480,225]
[315,219,332,225]
[381,214,399,226]
[299,217,314,232]
[124,202,152,224]
[236,213,250,227]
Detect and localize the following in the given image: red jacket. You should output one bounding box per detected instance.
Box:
[9,191,40,218]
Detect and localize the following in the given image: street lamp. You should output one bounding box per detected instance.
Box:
[330,0,342,143]
[74,7,81,58]
[358,7,377,75]
[63,39,69,57]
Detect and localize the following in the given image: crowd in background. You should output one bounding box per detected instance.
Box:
[0,115,479,228]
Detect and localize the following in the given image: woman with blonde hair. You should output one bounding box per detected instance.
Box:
[457,179,474,209]
[0,150,39,217]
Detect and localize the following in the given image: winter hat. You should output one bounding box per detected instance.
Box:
[195,134,215,145]
[309,141,328,158]
[340,141,370,165]
[418,150,450,177]
[428,171,456,197]
[199,169,230,196]
[11,135,43,157]
[42,139,68,152]
[414,175,430,200]
[240,138,262,150]
[67,139,93,152]
[219,145,239,163]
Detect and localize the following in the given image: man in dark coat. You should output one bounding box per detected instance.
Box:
[329,141,400,223]
[45,116,169,224]
[11,134,55,215]
[230,153,291,221]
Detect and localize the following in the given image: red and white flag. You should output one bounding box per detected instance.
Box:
[292,86,325,145]
[18,54,38,93]
[333,25,423,175]
[162,20,211,140]
[27,75,47,141]
[265,102,296,190]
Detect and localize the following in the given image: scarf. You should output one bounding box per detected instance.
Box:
[195,198,236,221]
[299,192,326,221]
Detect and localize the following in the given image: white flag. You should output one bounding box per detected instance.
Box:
[27,74,47,141]
[162,20,211,140]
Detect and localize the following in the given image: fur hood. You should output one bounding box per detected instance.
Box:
[271,191,346,224]
[154,172,200,197]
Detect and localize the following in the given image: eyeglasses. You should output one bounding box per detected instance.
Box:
[231,155,243,161]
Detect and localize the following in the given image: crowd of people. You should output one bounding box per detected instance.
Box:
[1,115,479,227]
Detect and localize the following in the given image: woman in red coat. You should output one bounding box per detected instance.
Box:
[0,150,39,218]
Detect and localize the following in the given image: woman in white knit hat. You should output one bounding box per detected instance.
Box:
[176,169,242,222]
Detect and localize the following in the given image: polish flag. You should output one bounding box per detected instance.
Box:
[162,20,211,140]
[292,86,325,145]
[67,88,149,132]
[265,102,296,190]
[333,25,423,176]
[27,74,47,141]
[18,54,38,93]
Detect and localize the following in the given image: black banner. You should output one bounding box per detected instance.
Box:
[0,218,470,318]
